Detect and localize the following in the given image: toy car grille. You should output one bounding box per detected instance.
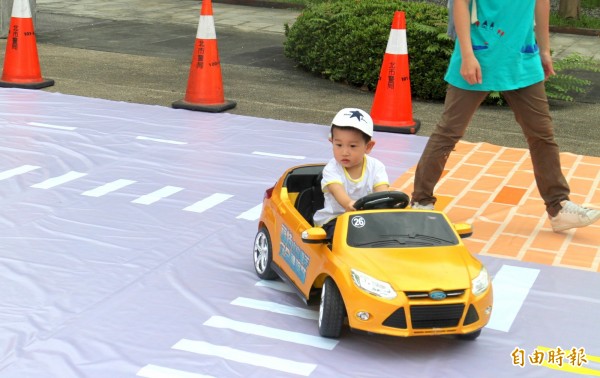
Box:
[404,289,465,299]
[410,304,465,329]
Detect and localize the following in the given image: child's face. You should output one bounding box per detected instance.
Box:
[330,127,375,171]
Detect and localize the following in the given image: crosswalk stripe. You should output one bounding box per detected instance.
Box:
[132,186,184,205]
[172,339,317,376]
[137,364,214,378]
[31,171,88,189]
[183,193,233,213]
[486,265,540,332]
[204,316,338,350]
[81,179,137,197]
[231,297,318,320]
[236,203,262,220]
[0,165,40,181]
[255,280,296,293]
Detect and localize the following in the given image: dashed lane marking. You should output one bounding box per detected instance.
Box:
[81,179,137,197]
[30,171,88,189]
[131,186,184,205]
[1,164,259,218]
[182,193,234,213]
[0,165,40,181]
[27,122,77,131]
[252,151,305,160]
[136,136,188,145]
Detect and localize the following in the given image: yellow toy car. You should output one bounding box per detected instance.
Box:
[253,163,493,339]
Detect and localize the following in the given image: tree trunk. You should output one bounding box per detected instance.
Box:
[558,0,581,19]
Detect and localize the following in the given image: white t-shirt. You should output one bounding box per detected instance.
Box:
[313,156,389,227]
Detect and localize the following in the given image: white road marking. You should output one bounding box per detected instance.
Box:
[27,122,77,131]
[132,186,184,205]
[183,193,233,213]
[252,151,305,160]
[204,316,338,350]
[231,297,318,320]
[81,179,137,197]
[30,171,88,189]
[0,165,40,181]
[255,280,295,293]
[172,340,317,376]
[137,364,214,378]
[136,136,187,145]
[486,265,540,332]
[236,203,262,220]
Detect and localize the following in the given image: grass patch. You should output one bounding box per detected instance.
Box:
[550,12,600,29]
[258,0,307,5]
[554,0,600,29]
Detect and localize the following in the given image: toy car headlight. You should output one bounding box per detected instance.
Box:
[472,266,489,296]
[351,269,397,300]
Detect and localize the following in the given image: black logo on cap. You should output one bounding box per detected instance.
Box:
[347,110,367,123]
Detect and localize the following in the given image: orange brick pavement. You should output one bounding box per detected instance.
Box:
[392,141,600,272]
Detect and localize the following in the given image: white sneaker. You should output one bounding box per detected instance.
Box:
[549,200,600,232]
[411,201,434,210]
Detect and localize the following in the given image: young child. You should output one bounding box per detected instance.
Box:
[313,108,389,237]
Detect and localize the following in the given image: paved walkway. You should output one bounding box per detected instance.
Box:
[393,141,600,272]
[35,0,600,61]
[36,0,298,34]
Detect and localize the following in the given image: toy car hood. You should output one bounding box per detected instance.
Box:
[347,245,475,291]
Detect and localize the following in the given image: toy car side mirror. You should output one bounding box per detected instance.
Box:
[301,227,328,244]
[454,223,473,238]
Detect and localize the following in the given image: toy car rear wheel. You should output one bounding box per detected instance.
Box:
[457,329,482,341]
[253,227,278,280]
[318,277,345,338]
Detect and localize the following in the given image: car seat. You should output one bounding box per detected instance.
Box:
[295,173,324,226]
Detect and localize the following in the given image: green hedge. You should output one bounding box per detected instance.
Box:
[284,0,453,101]
[284,0,598,103]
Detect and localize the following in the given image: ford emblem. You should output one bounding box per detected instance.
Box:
[429,290,447,300]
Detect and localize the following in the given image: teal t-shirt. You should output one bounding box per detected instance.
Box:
[444,0,545,91]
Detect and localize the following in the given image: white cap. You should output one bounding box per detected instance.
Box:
[331,108,373,137]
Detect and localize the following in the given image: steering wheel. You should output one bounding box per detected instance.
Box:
[353,191,410,210]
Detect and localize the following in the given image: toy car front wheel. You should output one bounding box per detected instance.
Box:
[457,329,482,341]
[253,227,278,280]
[318,277,345,338]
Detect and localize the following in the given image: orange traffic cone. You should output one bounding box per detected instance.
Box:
[172,0,236,113]
[0,0,54,89]
[370,11,420,134]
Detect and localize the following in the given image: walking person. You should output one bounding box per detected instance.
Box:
[410,0,600,232]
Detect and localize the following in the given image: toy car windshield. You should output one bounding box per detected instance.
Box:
[346,212,459,248]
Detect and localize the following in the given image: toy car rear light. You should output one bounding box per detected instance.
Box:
[264,186,274,200]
